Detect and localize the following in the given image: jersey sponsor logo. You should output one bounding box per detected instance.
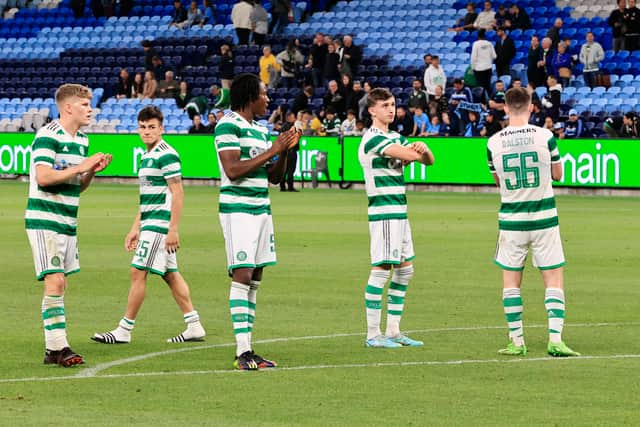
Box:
[51,256,61,267]
[236,251,248,261]
[388,159,402,169]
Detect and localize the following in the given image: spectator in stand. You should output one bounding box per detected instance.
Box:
[168,0,188,28]
[428,85,449,119]
[209,84,230,110]
[564,109,584,138]
[359,81,373,123]
[480,110,502,137]
[215,109,224,122]
[494,4,511,30]
[440,111,453,136]
[205,112,217,133]
[449,78,473,112]
[624,0,640,51]
[422,53,433,75]
[341,35,362,77]
[609,0,627,52]
[307,33,328,88]
[353,120,366,136]
[292,85,313,114]
[539,37,554,80]
[449,2,478,32]
[276,40,304,88]
[619,112,639,137]
[391,106,414,137]
[131,72,144,98]
[141,70,157,99]
[219,44,235,89]
[408,79,428,113]
[553,121,565,139]
[157,70,180,99]
[269,0,291,35]
[188,114,209,134]
[141,40,157,71]
[424,115,441,136]
[71,0,85,18]
[541,75,561,120]
[543,116,555,132]
[323,80,346,118]
[494,27,515,77]
[546,18,563,50]
[175,81,191,109]
[323,42,341,85]
[268,104,286,132]
[347,80,365,113]
[471,29,496,97]
[474,1,496,31]
[464,111,484,136]
[321,107,341,135]
[250,1,268,45]
[340,109,358,135]
[297,110,315,136]
[412,106,430,136]
[580,32,605,88]
[529,100,544,127]
[202,0,217,26]
[340,74,353,106]
[259,45,281,89]
[185,94,209,119]
[116,68,132,99]
[423,55,446,97]
[527,35,545,89]
[507,4,530,30]
[180,0,204,29]
[151,56,167,80]
[231,0,253,45]
[551,42,573,88]
[562,37,579,64]
[279,111,299,192]
[488,79,506,120]
[311,110,325,135]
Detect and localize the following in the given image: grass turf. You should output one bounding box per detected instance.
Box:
[1,181,639,426]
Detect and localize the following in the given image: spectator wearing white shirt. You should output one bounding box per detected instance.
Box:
[340,110,358,135]
[423,55,447,97]
[474,1,496,31]
[471,29,496,97]
[231,0,253,45]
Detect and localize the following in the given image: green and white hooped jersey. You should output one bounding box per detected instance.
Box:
[138,141,181,235]
[487,124,561,231]
[214,111,272,216]
[25,121,89,236]
[358,126,410,222]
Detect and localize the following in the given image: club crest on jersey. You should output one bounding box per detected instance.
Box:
[388,159,402,169]
[249,147,265,158]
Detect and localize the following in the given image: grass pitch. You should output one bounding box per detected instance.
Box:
[1,181,639,426]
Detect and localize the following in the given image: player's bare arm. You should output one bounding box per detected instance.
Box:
[125,212,141,251]
[79,153,112,192]
[409,142,435,165]
[266,128,301,184]
[35,152,104,187]
[491,172,500,187]
[384,143,423,163]
[551,162,563,181]
[166,176,184,254]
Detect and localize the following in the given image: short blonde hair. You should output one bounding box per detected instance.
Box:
[55,84,92,105]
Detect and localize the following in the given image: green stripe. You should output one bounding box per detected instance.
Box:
[389,281,408,292]
[506,312,522,322]
[544,298,564,304]
[42,307,65,320]
[44,322,66,331]
[37,183,81,197]
[365,285,383,295]
[56,142,86,157]
[387,310,403,316]
[27,198,78,218]
[547,309,565,318]
[372,259,402,266]
[500,197,556,214]
[234,327,250,334]
[551,155,560,161]
[215,122,239,136]
[538,262,565,271]
[365,300,382,309]
[140,210,171,221]
[25,219,76,235]
[157,153,180,169]
[548,136,558,151]
[33,156,54,165]
[248,302,256,310]
[32,136,58,151]
[363,135,390,154]
[144,175,168,186]
[371,157,390,169]
[388,295,405,304]
[499,216,559,231]
[368,213,408,222]
[549,328,561,333]
[229,299,249,308]
[140,194,167,205]
[240,146,252,158]
[140,225,168,234]
[216,142,241,149]
[219,203,271,215]
[220,186,269,198]
[503,297,523,307]
[231,313,249,322]
[122,318,135,326]
[368,194,407,207]
[493,260,524,271]
[374,175,404,188]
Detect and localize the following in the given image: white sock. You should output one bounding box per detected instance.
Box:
[385,266,413,338]
[503,288,524,347]
[230,281,251,356]
[42,295,69,351]
[545,288,565,344]
[248,280,260,345]
[113,316,135,340]
[365,270,390,340]
[183,310,205,338]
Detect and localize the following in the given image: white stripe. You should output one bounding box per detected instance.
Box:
[365,293,382,300]
[545,302,565,310]
[504,306,523,314]
[387,303,403,311]
[219,194,269,206]
[387,289,406,297]
[499,208,558,222]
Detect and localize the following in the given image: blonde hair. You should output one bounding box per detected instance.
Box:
[55,84,92,105]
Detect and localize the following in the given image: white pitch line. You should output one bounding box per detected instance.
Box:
[74,321,640,379]
[2,354,640,384]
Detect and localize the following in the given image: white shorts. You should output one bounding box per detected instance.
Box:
[26,229,80,281]
[130,230,178,276]
[219,213,276,271]
[369,218,415,267]
[494,226,565,271]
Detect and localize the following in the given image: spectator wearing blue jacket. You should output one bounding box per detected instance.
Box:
[551,42,572,87]
[464,111,484,136]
